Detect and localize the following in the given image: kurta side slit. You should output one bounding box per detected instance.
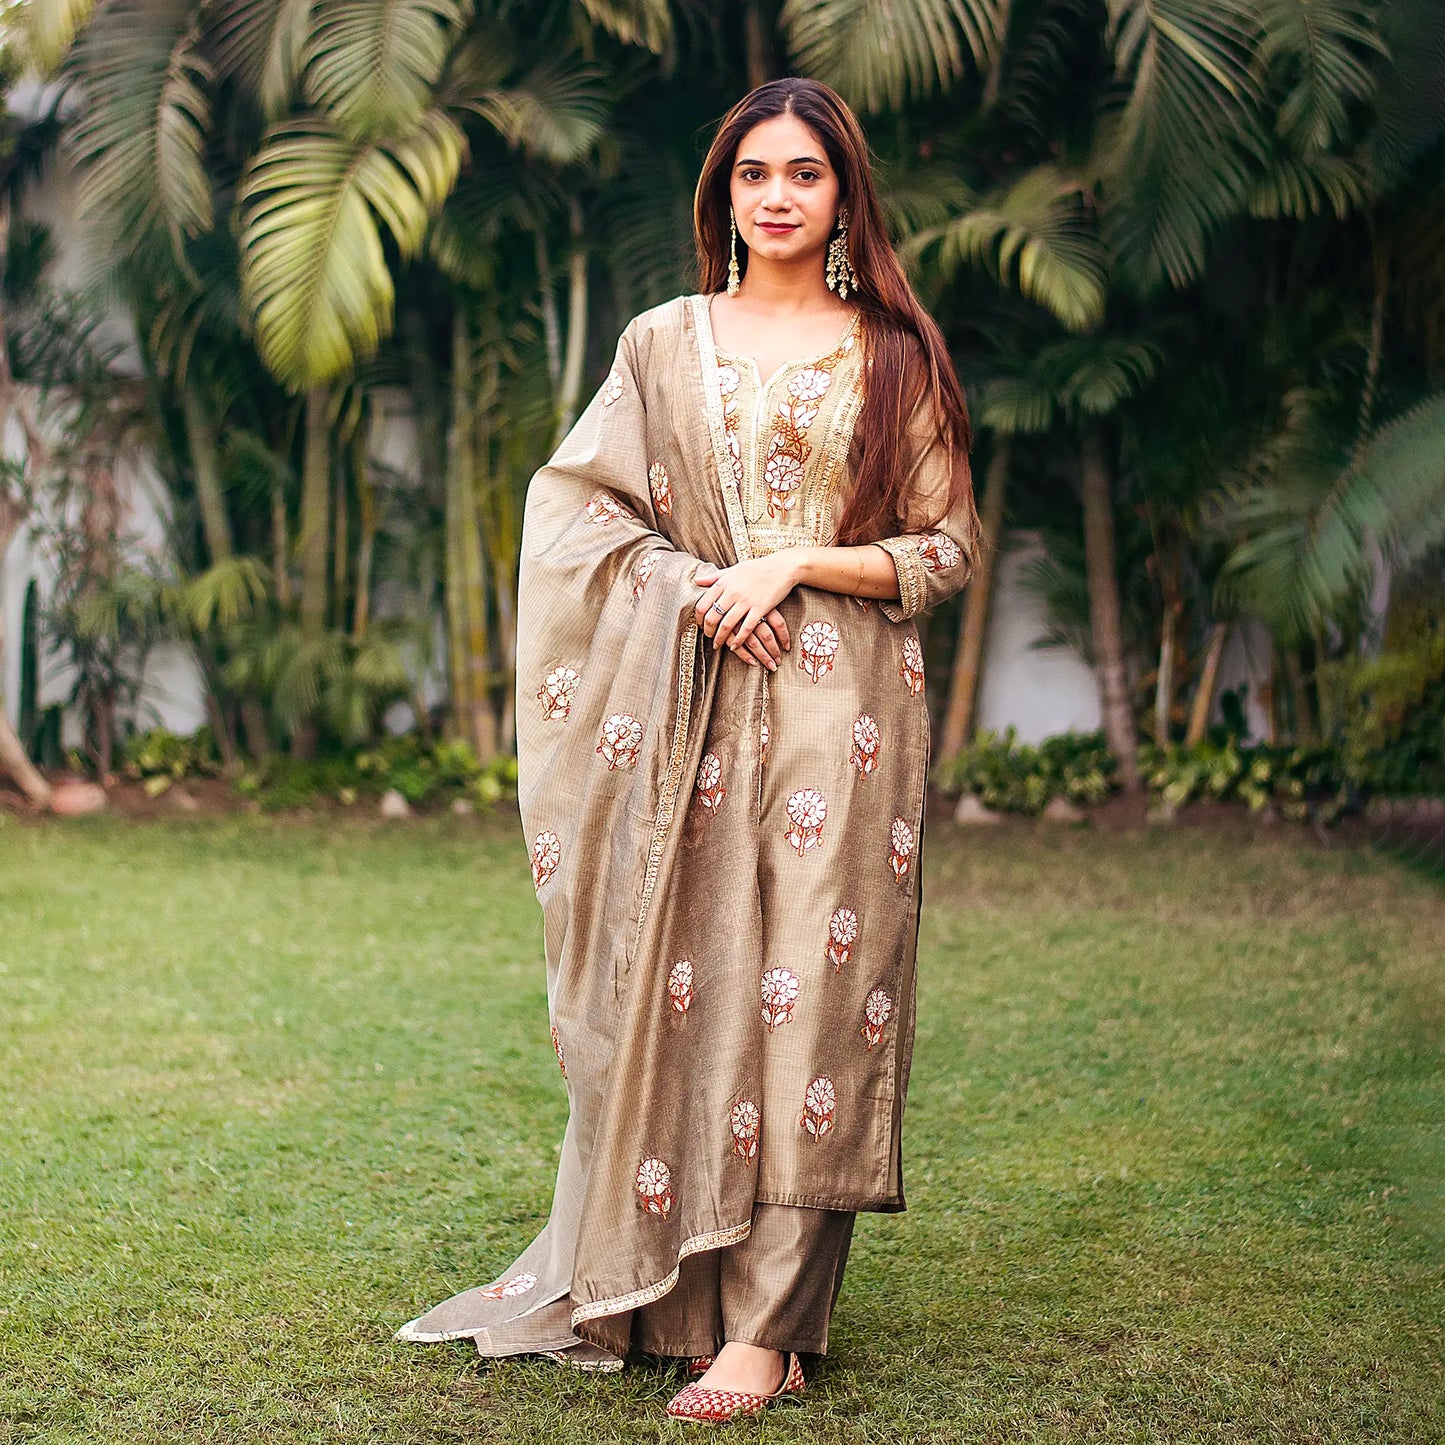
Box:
[395,294,978,1370]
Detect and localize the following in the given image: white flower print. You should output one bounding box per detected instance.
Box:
[601,367,624,407]
[695,751,727,815]
[760,967,800,1031]
[648,460,673,517]
[801,1076,837,1139]
[788,366,833,403]
[596,712,643,771]
[730,1099,761,1163]
[632,552,658,602]
[538,665,580,721]
[849,714,881,775]
[668,959,695,1014]
[862,987,894,1050]
[900,635,925,697]
[585,490,631,526]
[918,531,963,572]
[784,787,828,855]
[827,907,859,972]
[635,1156,675,1217]
[799,620,841,683]
[532,830,561,891]
[764,449,806,515]
[480,1271,538,1300]
[888,816,915,883]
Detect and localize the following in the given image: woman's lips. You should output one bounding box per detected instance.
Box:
[756,222,799,234]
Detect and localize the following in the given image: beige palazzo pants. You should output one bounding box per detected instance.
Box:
[631,1203,855,1357]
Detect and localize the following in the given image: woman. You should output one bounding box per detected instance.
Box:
[396,76,981,1422]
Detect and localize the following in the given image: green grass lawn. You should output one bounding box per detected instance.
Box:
[1,809,1440,1443]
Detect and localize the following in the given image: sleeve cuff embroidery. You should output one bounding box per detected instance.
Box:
[874,536,927,621]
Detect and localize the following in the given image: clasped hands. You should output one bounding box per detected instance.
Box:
[691,554,797,671]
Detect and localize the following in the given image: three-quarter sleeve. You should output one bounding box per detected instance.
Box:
[872,392,980,623]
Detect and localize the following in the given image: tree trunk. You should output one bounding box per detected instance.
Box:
[1285,645,1314,744]
[298,384,331,636]
[744,0,776,88]
[271,467,292,609]
[1184,620,1228,747]
[331,434,349,633]
[352,411,375,640]
[293,384,332,758]
[180,384,234,564]
[450,314,497,763]
[939,437,1008,758]
[1080,430,1140,792]
[553,198,590,447]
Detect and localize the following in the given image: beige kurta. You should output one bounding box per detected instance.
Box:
[396,293,977,1370]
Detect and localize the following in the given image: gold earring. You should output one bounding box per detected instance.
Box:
[825,208,858,300]
[727,207,741,297]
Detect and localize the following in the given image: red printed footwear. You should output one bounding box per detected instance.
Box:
[664,1351,805,1422]
[686,1356,714,1377]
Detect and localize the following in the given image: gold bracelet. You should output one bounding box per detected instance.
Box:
[856,548,865,595]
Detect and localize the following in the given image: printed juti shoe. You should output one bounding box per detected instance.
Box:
[664,1351,806,1422]
[686,1356,713,1377]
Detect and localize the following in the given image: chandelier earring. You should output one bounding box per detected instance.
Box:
[727,207,741,297]
[825,207,858,300]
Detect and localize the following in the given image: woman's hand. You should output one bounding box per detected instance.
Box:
[693,556,796,668]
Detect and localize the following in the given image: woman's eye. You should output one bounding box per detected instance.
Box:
[795,170,820,182]
[740,168,764,181]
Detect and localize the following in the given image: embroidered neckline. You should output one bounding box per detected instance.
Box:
[702,296,862,393]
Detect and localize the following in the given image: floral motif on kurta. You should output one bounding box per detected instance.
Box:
[827,907,858,971]
[798,620,840,682]
[597,712,643,770]
[888,817,915,883]
[551,1023,567,1077]
[538,666,580,721]
[862,987,894,1050]
[695,751,726,814]
[900,635,926,696]
[849,714,881,775]
[730,1099,761,1162]
[480,1271,538,1300]
[760,967,800,1031]
[648,461,673,516]
[585,489,632,525]
[632,552,658,601]
[532,830,561,891]
[667,959,695,1014]
[784,788,827,855]
[801,1076,838,1138]
[635,1157,674,1217]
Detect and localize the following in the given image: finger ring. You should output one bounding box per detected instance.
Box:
[709,601,724,614]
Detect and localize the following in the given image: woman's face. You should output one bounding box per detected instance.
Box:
[728,112,842,271]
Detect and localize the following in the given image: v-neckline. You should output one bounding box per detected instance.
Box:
[702,294,861,393]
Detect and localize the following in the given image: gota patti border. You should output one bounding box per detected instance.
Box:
[687,293,755,564]
[570,1217,754,1328]
[632,618,699,957]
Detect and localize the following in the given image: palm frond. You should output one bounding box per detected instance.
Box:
[1209,386,1399,640]
[1246,148,1371,220]
[172,555,271,631]
[207,0,315,120]
[907,166,1108,332]
[781,0,1004,112]
[1098,0,1263,292]
[454,49,610,164]
[1037,334,1162,416]
[977,374,1059,435]
[238,110,466,388]
[66,1,214,253]
[1363,0,1445,186]
[1252,0,1384,153]
[576,0,673,54]
[303,0,472,142]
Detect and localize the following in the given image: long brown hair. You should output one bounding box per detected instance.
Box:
[694,78,977,549]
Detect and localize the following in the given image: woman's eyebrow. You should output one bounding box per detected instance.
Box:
[735,155,828,167]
